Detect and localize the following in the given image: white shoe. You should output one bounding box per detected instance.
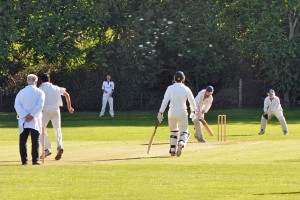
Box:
[40,149,52,159]
[176,141,184,157]
[99,114,103,117]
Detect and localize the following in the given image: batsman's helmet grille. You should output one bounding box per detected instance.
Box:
[174,71,185,82]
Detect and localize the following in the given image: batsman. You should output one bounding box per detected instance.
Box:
[191,86,214,143]
[157,71,196,157]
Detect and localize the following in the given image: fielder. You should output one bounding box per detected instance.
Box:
[99,75,115,117]
[191,86,214,142]
[258,89,288,135]
[157,71,196,157]
[39,73,74,160]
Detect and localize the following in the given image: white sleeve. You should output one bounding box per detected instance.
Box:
[159,87,171,113]
[203,97,213,113]
[187,89,196,112]
[194,93,200,112]
[102,82,105,90]
[272,97,280,114]
[263,97,268,112]
[30,91,45,117]
[14,92,27,118]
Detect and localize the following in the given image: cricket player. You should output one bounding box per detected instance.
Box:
[192,86,214,143]
[39,73,74,160]
[14,74,45,165]
[258,89,288,135]
[99,75,115,117]
[157,71,196,157]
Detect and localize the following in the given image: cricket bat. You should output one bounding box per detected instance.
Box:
[200,119,214,136]
[147,120,159,154]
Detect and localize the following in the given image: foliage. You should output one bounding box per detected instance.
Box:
[1,0,300,111]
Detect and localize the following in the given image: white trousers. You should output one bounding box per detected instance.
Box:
[168,110,189,133]
[260,110,288,134]
[168,110,190,152]
[100,95,114,116]
[40,108,63,151]
[192,115,204,139]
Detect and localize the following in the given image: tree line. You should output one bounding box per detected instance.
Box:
[1,0,300,111]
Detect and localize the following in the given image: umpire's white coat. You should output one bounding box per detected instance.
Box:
[14,85,45,134]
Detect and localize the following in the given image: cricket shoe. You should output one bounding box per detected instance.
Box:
[170,151,176,157]
[197,137,206,143]
[40,149,52,159]
[55,149,64,160]
[176,141,184,157]
[284,131,288,135]
[258,129,264,135]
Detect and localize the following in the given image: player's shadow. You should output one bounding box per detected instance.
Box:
[0,160,22,166]
[254,191,300,195]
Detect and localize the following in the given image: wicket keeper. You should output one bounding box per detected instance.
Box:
[258,89,288,135]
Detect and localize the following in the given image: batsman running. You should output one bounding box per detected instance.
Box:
[258,89,288,135]
[157,71,196,157]
[191,86,214,143]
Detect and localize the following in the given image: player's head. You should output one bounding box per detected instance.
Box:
[205,85,214,96]
[267,89,275,98]
[41,73,50,83]
[27,74,38,85]
[106,75,111,80]
[174,71,185,83]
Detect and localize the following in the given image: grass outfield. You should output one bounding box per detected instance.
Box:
[0,108,300,200]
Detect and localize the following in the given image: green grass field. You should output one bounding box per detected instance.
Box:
[1,108,300,200]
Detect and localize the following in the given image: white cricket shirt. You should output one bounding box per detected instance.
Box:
[102,81,114,94]
[159,82,196,113]
[263,96,283,114]
[39,82,66,109]
[195,89,213,113]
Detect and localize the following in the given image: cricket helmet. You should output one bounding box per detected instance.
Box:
[174,71,185,82]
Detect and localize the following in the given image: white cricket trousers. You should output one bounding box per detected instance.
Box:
[100,95,114,116]
[192,115,204,138]
[40,108,63,150]
[260,110,288,134]
[168,110,190,153]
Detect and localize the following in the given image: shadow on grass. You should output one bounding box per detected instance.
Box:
[2,109,300,128]
[0,160,22,166]
[255,191,300,195]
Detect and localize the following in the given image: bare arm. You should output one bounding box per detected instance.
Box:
[62,91,74,113]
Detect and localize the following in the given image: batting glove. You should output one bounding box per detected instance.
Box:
[189,111,197,119]
[157,112,164,123]
[263,113,268,119]
[197,112,204,120]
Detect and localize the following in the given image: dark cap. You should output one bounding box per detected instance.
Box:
[174,71,185,82]
[267,89,275,94]
[41,73,50,82]
[206,86,214,93]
